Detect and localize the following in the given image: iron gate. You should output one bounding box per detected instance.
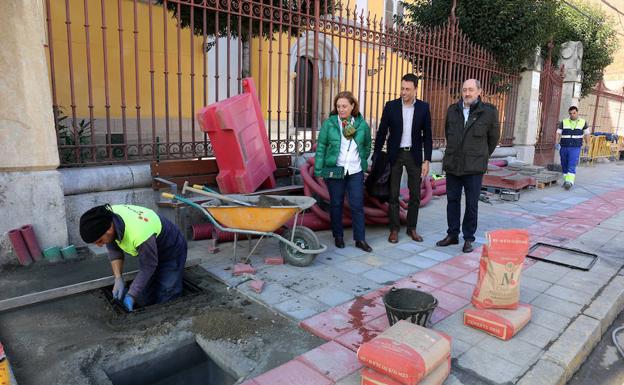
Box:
[535,48,565,166]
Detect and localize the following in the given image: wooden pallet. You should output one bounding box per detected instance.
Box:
[536,179,557,189]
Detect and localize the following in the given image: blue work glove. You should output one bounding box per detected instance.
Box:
[555,143,561,151]
[122,294,134,312]
[112,277,125,300]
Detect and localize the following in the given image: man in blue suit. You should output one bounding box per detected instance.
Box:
[373,74,433,244]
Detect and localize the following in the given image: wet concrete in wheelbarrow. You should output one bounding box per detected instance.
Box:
[0,266,323,385]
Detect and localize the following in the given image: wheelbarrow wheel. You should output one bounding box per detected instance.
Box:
[280,226,319,267]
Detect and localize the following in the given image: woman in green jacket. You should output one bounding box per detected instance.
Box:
[314,91,372,252]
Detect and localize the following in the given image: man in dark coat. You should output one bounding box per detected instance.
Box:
[373,73,433,244]
[436,79,500,253]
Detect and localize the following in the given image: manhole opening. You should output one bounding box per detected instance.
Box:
[105,341,237,385]
[101,275,204,314]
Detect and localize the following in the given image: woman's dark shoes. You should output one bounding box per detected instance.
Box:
[355,240,372,252]
[335,237,345,248]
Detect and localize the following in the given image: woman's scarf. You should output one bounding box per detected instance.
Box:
[340,116,356,140]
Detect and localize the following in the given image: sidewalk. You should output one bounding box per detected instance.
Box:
[198,161,624,385]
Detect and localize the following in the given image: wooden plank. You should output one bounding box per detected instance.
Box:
[0,258,201,313]
[151,158,219,177]
[152,174,218,190]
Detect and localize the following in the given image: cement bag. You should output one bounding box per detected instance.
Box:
[357,320,451,385]
[361,357,450,385]
[463,303,531,340]
[471,229,529,309]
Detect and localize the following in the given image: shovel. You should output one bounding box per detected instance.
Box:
[181,181,253,206]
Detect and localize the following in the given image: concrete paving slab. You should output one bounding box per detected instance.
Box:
[274,297,329,321]
[353,254,388,268]
[402,255,440,269]
[530,293,584,318]
[379,261,421,276]
[516,359,566,385]
[458,346,524,384]
[316,251,350,266]
[543,315,601,383]
[395,242,427,253]
[476,334,542,368]
[531,307,573,333]
[450,337,472,359]
[361,268,402,285]
[520,287,541,303]
[419,249,457,262]
[523,266,569,283]
[544,285,595,306]
[583,275,624,335]
[334,260,374,275]
[521,276,553,292]
[306,287,355,308]
[515,322,561,349]
[372,247,414,260]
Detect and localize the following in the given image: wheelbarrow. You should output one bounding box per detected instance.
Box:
[162,186,326,267]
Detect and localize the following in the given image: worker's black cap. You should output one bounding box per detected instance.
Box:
[79,204,114,243]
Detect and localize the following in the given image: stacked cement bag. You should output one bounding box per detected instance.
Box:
[463,229,532,340]
[357,321,451,385]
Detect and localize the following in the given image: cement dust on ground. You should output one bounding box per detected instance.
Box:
[0,266,323,385]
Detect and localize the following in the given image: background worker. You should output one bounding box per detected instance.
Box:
[373,73,433,244]
[79,204,187,311]
[555,106,590,190]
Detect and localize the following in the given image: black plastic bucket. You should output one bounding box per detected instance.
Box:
[382,287,438,327]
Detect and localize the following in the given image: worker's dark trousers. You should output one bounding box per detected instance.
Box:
[446,173,483,242]
[139,243,187,306]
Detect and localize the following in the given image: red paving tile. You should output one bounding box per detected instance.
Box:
[430,307,452,325]
[391,278,436,292]
[431,289,470,313]
[440,280,474,300]
[300,309,354,340]
[296,341,363,382]
[428,262,471,279]
[253,360,333,385]
[334,324,381,352]
[367,315,390,332]
[446,255,480,271]
[410,270,456,288]
[334,296,387,323]
[458,272,478,285]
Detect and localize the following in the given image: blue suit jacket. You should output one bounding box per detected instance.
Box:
[373,98,433,165]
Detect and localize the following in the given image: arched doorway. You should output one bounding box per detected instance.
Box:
[294,56,314,129]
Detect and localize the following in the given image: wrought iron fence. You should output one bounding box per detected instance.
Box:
[44,0,519,166]
[580,80,624,135]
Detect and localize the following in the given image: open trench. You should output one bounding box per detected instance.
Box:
[0,265,323,385]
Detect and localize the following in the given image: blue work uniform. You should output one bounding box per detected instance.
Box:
[557,118,589,185]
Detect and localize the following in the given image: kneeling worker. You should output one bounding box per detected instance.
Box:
[79,204,187,311]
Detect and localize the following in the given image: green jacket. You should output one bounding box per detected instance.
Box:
[314,114,371,177]
[442,100,500,176]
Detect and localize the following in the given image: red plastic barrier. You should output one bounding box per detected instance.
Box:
[20,224,42,261]
[8,229,33,265]
[196,78,276,193]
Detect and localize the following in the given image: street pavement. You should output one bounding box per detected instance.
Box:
[195,161,624,385]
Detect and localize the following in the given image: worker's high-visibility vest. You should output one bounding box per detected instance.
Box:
[111,205,162,256]
[560,118,585,147]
